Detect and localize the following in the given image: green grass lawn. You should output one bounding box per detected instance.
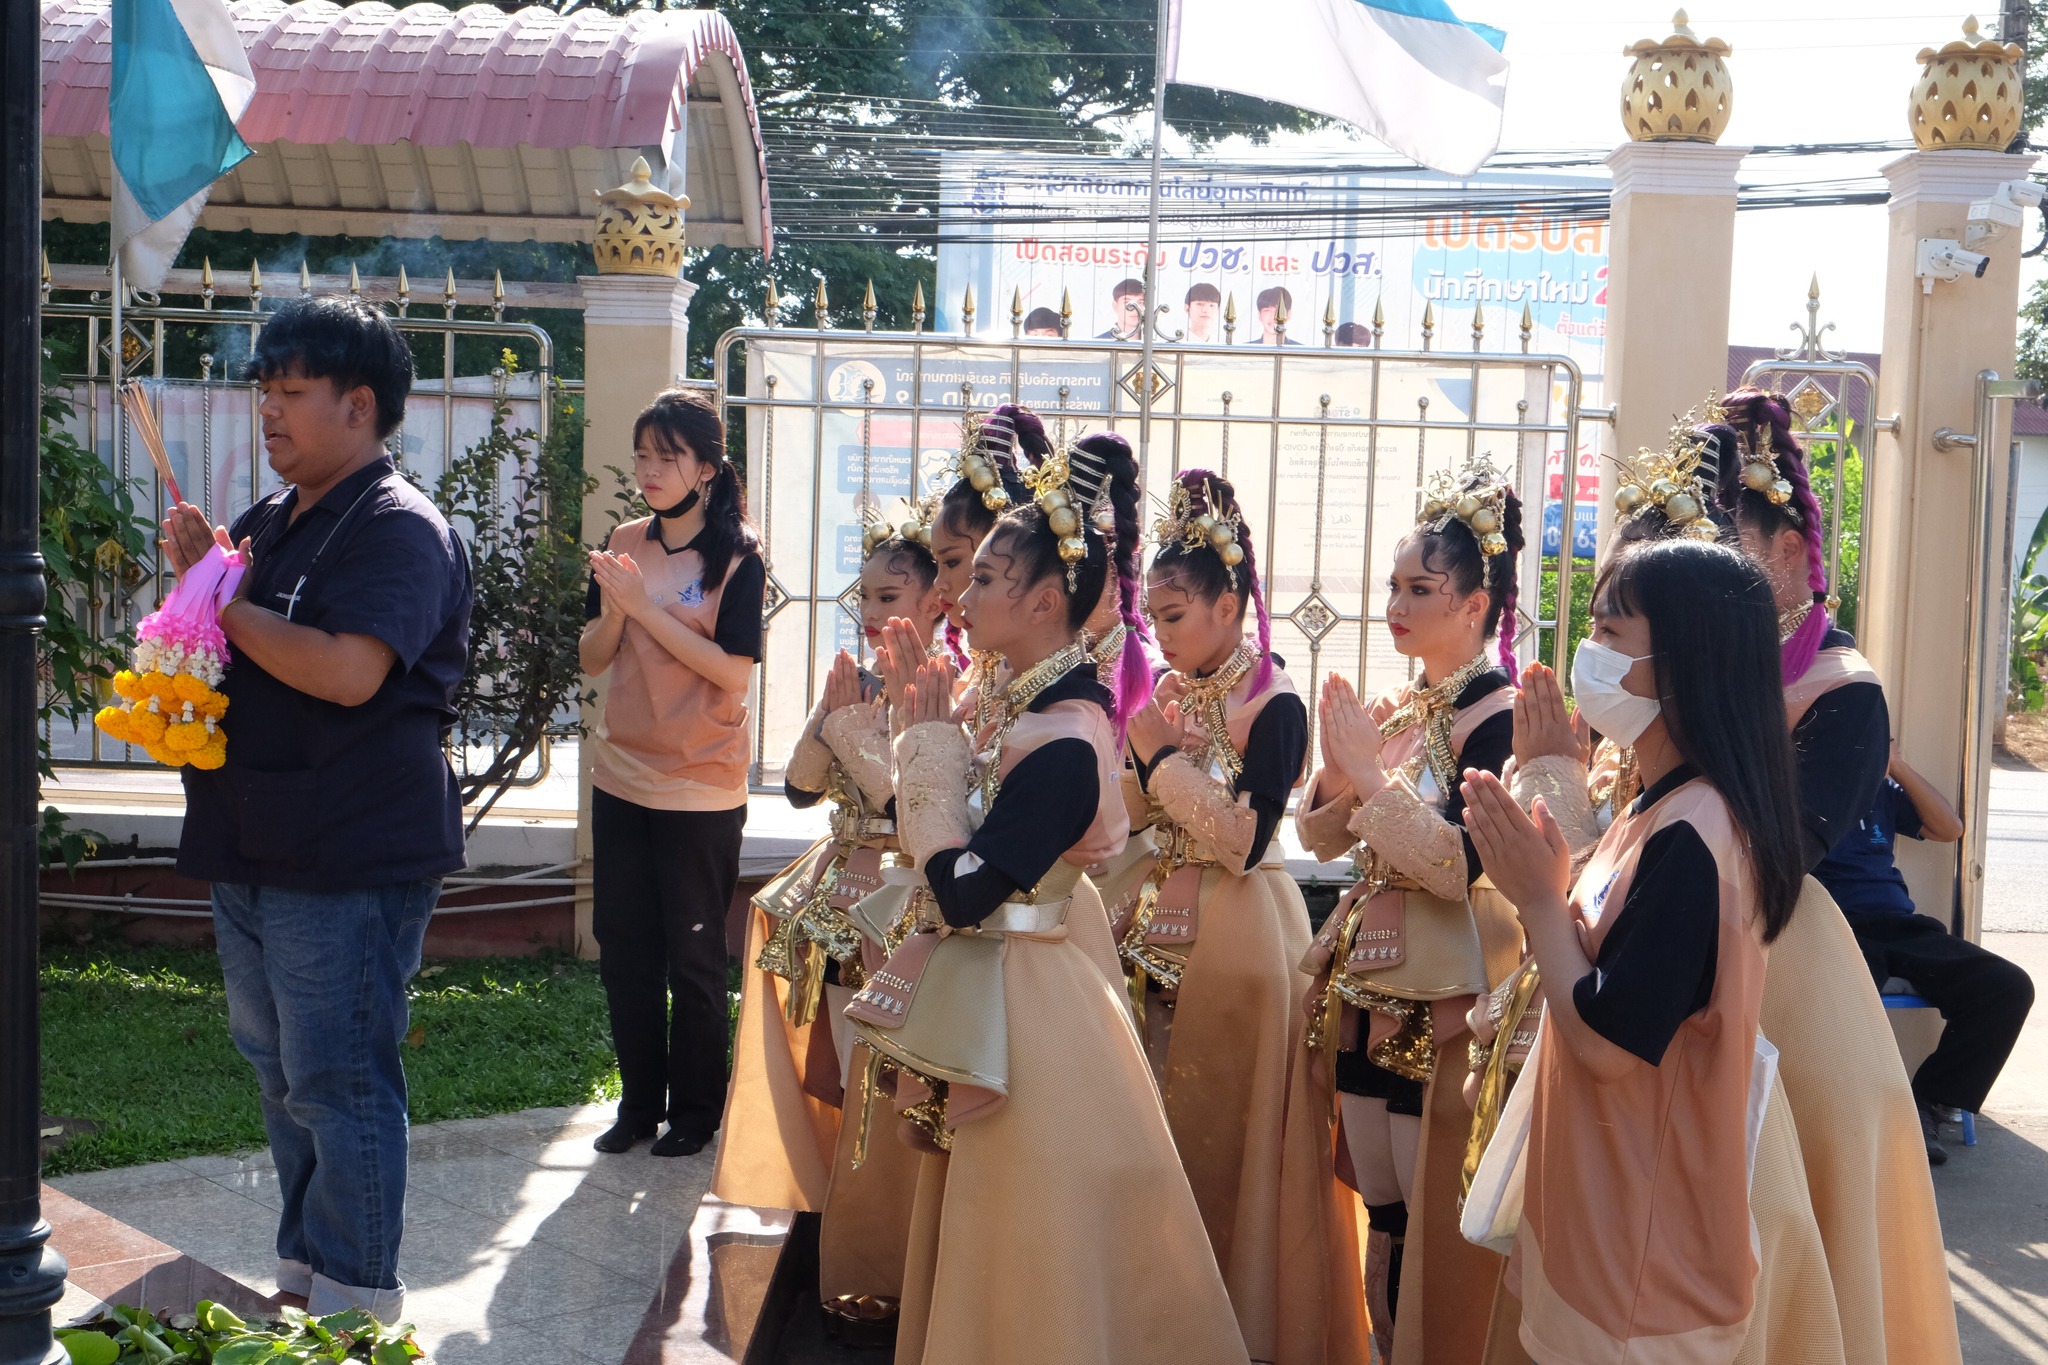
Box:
[39,946,623,1177]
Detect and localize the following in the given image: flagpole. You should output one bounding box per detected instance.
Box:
[0,0,67,1359]
[1135,0,1170,480]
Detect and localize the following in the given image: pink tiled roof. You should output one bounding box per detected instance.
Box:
[40,1,770,250]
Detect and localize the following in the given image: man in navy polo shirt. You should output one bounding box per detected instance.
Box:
[1814,742,2034,1164]
[162,296,472,1318]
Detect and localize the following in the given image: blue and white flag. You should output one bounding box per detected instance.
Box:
[110,0,256,292]
[1165,0,1508,177]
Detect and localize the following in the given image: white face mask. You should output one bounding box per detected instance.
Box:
[1570,638,1661,747]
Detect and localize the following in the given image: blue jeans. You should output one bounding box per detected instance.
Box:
[212,879,436,1297]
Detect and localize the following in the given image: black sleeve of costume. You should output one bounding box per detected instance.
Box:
[1451,709,1515,882]
[713,551,767,659]
[583,526,615,622]
[785,781,824,810]
[1791,680,1890,873]
[924,738,1101,928]
[1235,693,1308,871]
[1571,821,1721,1065]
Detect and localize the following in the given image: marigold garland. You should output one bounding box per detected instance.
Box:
[94,544,245,770]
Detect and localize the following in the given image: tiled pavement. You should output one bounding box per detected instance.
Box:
[48,1105,794,1364]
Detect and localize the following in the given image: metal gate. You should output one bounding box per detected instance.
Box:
[40,277,561,782]
[716,305,1600,784]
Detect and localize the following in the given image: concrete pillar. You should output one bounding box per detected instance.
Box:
[1864,149,2039,937]
[1600,142,1748,543]
[572,273,697,956]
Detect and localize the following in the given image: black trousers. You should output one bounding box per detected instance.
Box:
[1848,912,2035,1114]
[592,788,747,1136]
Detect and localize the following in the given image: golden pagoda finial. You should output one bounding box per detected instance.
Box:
[1622,9,1734,143]
[1909,14,2025,147]
[591,155,687,276]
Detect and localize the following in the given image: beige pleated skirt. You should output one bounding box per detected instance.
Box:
[1151,865,1371,1365]
[892,876,1253,1365]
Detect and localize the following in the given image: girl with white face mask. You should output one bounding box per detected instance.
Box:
[1460,539,1807,1365]
[1294,457,1524,1362]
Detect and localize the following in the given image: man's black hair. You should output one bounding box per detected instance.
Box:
[244,295,415,440]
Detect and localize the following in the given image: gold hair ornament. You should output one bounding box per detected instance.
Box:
[952,411,1012,513]
[1152,479,1246,589]
[1611,406,1717,539]
[1023,440,1119,591]
[1419,454,1511,556]
[1736,406,1796,510]
[860,492,940,560]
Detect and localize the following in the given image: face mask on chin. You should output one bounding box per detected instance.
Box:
[652,487,702,520]
[1570,638,1661,748]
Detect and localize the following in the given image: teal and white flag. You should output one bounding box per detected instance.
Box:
[1165,0,1508,177]
[110,0,255,292]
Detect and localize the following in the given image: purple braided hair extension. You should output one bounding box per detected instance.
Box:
[1726,389,1832,682]
[943,619,969,670]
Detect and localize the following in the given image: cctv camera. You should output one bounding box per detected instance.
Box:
[2001,179,2046,210]
[1963,179,2047,247]
[1916,237,1990,289]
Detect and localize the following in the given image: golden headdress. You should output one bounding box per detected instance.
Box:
[1151,478,1246,588]
[1612,403,1718,539]
[1419,454,1512,556]
[950,410,1014,512]
[860,492,941,559]
[1023,437,1122,590]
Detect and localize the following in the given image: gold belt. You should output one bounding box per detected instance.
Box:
[1304,885,1439,1085]
[755,841,871,1026]
[1116,827,1209,1018]
[831,806,896,844]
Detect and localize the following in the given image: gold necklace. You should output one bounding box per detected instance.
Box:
[969,649,1005,731]
[978,640,1092,811]
[1378,651,1495,798]
[1778,600,1815,643]
[1178,639,1260,780]
[1088,621,1129,678]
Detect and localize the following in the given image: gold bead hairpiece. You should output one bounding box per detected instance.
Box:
[1151,480,1246,589]
[860,492,941,559]
[1419,454,1511,556]
[1022,439,1120,591]
[951,411,1013,513]
[1612,404,1718,539]
[1737,421,1797,511]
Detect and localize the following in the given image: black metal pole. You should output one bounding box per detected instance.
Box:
[0,2,65,1362]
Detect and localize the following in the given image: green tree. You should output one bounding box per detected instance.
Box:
[39,350,155,866]
[430,361,596,827]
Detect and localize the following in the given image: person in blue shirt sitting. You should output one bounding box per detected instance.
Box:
[1814,742,2034,1164]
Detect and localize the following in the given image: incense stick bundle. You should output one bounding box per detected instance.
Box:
[118,380,184,506]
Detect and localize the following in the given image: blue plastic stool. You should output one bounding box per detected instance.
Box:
[1879,992,1978,1146]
